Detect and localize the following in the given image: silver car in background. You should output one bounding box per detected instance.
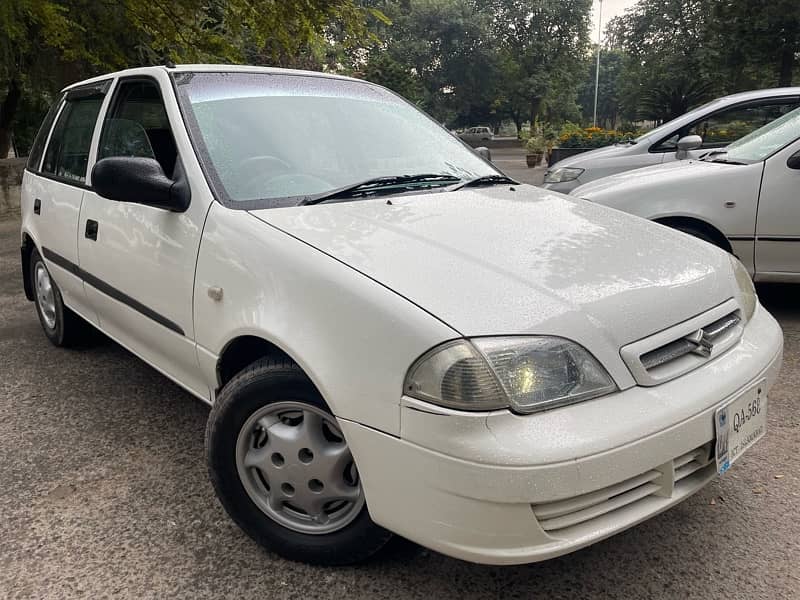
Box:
[542,88,800,193]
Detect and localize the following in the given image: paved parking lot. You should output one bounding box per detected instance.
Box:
[1,156,799,598]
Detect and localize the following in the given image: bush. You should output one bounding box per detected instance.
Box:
[557,125,640,149]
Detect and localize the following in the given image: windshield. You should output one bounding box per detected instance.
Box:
[634,98,725,142]
[725,105,800,163]
[173,71,498,208]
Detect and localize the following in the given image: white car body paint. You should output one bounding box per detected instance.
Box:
[572,137,800,282]
[19,65,784,565]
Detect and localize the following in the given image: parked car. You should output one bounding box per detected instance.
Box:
[542,88,800,193]
[459,126,494,143]
[21,65,782,566]
[572,105,800,282]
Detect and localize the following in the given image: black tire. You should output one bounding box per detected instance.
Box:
[29,248,87,347]
[206,357,392,565]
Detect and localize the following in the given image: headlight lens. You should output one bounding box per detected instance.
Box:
[544,167,584,183]
[730,255,757,322]
[404,337,616,414]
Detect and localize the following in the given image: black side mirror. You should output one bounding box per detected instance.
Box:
[91,157,190,211]
[475,146,492,161]
[787,151,800,170]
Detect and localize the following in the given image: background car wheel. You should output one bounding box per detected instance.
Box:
[206,357,393,565]
[29,248,87,347]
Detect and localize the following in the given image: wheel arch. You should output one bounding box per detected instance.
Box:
[653,215,732,253]
[20,231,36,301]
[216,334,316,391]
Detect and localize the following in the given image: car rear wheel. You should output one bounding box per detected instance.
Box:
[206,357,392,564]
[29,248,87,347]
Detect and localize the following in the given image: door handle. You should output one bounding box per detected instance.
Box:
[33,198,41,215]
[85,219,98,241]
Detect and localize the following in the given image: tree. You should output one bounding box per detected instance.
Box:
[0,0,383,157]
[487,0,592,131]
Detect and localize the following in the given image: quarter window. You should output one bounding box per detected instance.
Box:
[26,96,64,172]
[41,96,104,183]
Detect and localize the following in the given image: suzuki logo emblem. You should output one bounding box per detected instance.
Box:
[684,329,713,358]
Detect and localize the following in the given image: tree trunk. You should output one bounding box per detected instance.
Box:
[529,97,542,135]
[0,79,22,159]
[778,40,795,86]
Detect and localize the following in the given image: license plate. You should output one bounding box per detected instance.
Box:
[715,380,767,475]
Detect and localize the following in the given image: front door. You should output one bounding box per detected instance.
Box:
[78,74,211,398]
[754,138,800,278]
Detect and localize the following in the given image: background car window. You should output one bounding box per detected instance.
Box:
[98,80,177,176]
[652,100,800,152]
[41,97,103,183]
[26,96,64,172]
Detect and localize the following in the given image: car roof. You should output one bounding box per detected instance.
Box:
[61,64,363,93]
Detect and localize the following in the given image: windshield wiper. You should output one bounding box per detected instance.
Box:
[299,174,461,205]
[448,174,517,191]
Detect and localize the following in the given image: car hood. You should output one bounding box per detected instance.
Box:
[572,158,745,198]
[249,186,735,351]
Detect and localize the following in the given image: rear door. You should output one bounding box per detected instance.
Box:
[24,81,109,323]
[754,138,800,278]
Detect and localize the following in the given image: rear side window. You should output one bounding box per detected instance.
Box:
[42,96,104,183]
[26,96,64,172]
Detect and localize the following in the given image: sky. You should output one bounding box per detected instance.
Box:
[592,0,638,42]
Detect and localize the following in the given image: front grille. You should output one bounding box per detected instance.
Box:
[532,444,714,534]
[621,299,744,386]
[640,312,740,370]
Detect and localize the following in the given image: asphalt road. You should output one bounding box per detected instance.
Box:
[1,153,799,598]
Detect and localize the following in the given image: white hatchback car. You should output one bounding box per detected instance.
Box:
[542,87,800,193]
[573,106,800,282]
[459,126,494,143]
[21,65,783,566]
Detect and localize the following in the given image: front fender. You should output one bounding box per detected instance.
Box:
[193,203,457,435]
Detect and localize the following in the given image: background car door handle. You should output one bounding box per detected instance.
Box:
[33,198,41,215]
[85,219,99,241]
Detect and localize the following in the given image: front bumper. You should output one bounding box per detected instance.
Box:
[341,304,783,565]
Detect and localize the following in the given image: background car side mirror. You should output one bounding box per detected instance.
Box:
[676,135,703,159]
[92,157,190,212]
[475,146,492,161]
[787,150,800,170]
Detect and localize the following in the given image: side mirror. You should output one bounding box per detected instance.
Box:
[676,135,703,159]
[91,157,190,212]
[475,146,492,161]
[787,150,800,170]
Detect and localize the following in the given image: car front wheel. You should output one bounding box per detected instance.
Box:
[206,357,392,565]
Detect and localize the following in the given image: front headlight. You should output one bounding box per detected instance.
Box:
[404,337,617,414]
[544,167,584,183]
[730,255,757,322]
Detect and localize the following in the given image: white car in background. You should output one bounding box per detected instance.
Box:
[459,126,494,143]
[573,106,800,282]
[20,65,782,566]
[543,88,800,193]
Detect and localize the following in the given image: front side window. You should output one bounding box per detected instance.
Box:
[173,72,498,208]
[98,79,177,177]
[41,95,104,183]
[651,99,800,152]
